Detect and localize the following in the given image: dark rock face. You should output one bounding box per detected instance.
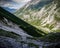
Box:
[55,43,60,48]
[0,36,21,48]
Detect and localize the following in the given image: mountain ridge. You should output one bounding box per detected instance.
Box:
[15,0,60,33]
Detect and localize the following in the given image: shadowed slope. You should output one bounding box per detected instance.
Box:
[0,7,46,37]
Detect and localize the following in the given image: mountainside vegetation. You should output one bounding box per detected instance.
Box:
[15,0,60,33]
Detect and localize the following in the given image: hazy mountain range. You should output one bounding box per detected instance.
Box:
[15,0,60,33]
[3,7,16,13]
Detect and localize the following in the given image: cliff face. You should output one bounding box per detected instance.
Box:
[15,0,60,33]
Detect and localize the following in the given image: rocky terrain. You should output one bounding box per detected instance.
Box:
[15,0,60,33]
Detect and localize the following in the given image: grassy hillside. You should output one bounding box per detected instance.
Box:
[15,0,60,33]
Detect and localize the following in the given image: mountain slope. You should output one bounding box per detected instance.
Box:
[15,0,60,33]
[15,0,52,15]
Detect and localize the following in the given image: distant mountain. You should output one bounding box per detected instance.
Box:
[15,0,52,15]
[3,7,16,13]
[15,0,60,33]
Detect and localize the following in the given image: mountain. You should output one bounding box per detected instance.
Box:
[15,0,53,15]
[15,0,60,33]
[3,7,16,13]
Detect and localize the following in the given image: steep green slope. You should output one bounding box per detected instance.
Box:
[0,7,46,37]
[15,0,60,33]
